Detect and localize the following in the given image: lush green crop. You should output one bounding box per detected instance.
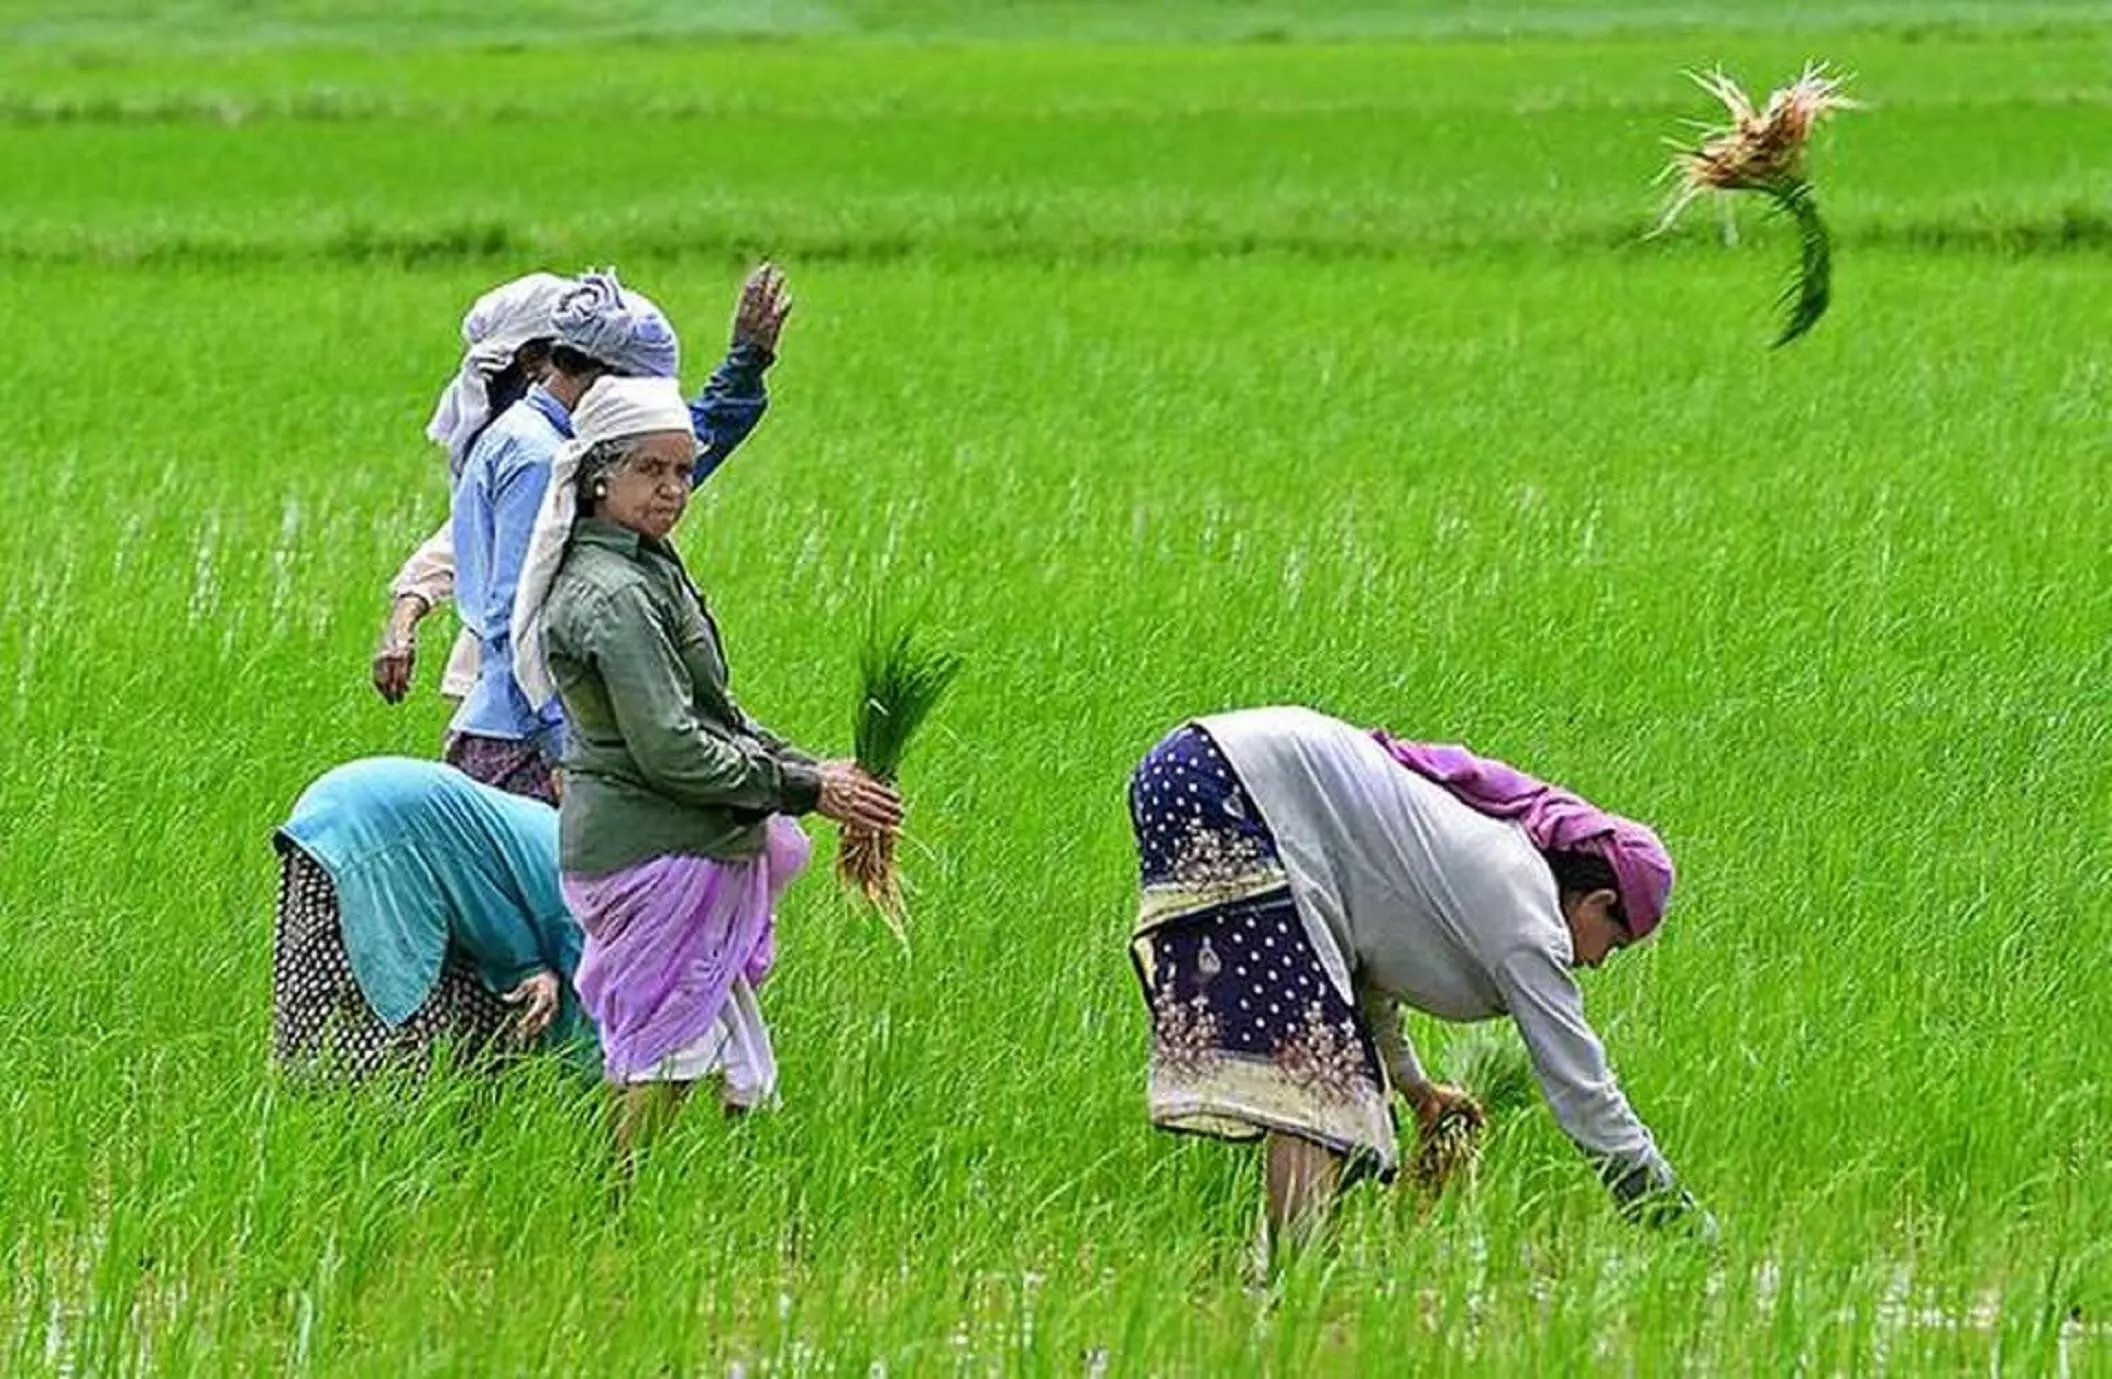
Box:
[1,6,2106,1372]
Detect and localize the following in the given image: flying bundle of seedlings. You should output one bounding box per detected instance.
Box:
[839,613,963,943]
[1653,63,1858,347]
[1409,1026,1535,1196]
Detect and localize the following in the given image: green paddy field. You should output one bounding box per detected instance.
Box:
[1,1,2107,1371]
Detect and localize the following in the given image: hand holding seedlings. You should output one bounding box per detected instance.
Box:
[817,761,904,834]
[1407,1081,1489,1195]
[838,613,964,939]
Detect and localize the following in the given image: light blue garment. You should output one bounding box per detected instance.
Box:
[448,350,773,745]
[276,757,590,1058]
[451,387,574,747]
[552,269,680,379]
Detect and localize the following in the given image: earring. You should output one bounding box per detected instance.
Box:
[592,481,608,498]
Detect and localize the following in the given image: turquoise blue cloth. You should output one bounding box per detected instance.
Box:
[277,757,594,1060]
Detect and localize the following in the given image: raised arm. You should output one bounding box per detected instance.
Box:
[688,263,792,485]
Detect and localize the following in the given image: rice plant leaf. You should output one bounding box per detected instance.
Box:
[851,613,964,782]
[841,610,963,944]
[1445,1025,1536,1114]
[1765,176,1832,346]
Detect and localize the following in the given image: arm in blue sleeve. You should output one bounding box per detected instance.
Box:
[688,341,772,486]
[465,906,547,995]
[480,444,554,664]
[527,904,585,988]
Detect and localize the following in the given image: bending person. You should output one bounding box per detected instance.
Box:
[374,263,791,737]
[1126,705,1702,1266]
[272,757,594,1082]
[512,376,899,1174]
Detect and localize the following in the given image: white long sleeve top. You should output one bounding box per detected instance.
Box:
[389,519,479,701]
[1198,705,1672,1186]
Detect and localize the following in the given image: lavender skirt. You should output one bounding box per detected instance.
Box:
[562,816,811,1087]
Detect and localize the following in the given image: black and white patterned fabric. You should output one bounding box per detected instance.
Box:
[271,841,515,1083]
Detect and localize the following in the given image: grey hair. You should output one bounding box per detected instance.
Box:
[574,437,644,513]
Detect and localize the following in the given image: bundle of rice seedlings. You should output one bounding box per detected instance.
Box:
[1408,1027,1535,1196]
[839,614,962,943]
[1410,1093,1488,1197]
[1652,63,1858,347]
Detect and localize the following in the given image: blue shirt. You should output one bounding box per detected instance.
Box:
[448,344,773,744]
[277,757,594,1060]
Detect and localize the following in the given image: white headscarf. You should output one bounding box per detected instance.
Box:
[551,268,681,380]
[424,272,571,476]
[511,376,697,711]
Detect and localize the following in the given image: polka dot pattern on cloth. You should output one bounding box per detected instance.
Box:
[1127,724,1273,884]
[1126,724,1390,1168]
[272,843,517,1083]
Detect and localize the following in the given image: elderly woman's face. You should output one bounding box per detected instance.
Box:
[599,432,696,542]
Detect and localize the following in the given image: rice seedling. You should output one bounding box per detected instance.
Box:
[839,611,963,940]
[1653,63,1858,346]
[1407,1026,1535,1193]
[1446,1024,1536,1116]
[2,15,2107,1372]
[1408,1094,1488,1196]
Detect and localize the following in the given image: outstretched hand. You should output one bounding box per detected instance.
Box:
[816,760,903,834]
[1408,1081,1486,1138]
[503,969,561,1045]
[730,262,793,356]
[371,596,427,704]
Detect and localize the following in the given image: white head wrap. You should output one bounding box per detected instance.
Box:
[551,268,681,380]
[511,376,697,710]
[423,273,571,476]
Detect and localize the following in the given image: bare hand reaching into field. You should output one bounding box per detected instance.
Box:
[1409,1081,1486,1139]
[503,969,561,1044]
[731,262,793,357]
[371,595,428,704]
[816,760,903,833]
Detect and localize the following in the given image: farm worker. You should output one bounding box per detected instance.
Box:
[271,757,596,1082]
[372,272,571,710]
[371,266,793,772]
[1126,705,1706,1267]
[510,376,900,1175]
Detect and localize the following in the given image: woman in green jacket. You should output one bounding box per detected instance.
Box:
[510,375,900,1168]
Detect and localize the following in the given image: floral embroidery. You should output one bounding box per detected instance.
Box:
[1271,1002,1371,1107]
[1166,818,1272,903]
[1150,965,1224,1082]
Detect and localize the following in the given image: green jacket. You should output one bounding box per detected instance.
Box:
[544,518,823,874]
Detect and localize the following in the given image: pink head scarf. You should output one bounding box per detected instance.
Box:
[1370,731,1676,939]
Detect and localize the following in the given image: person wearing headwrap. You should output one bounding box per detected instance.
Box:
[434,264,793,804]
[1125,705,1703,1269]
[372,263,791,730]
[373,272,570,707]
[516,375,900,1178]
